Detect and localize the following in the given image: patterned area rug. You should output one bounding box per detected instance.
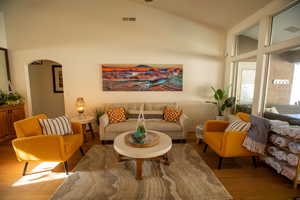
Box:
[50,144,232,200]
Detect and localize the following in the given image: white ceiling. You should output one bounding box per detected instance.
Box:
[131,0,273,30]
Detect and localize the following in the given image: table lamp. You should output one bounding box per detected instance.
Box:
[76,97,85,117]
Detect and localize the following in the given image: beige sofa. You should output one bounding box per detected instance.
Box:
[99,102,189,143]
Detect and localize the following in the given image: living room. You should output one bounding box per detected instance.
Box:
[0,0,300,199]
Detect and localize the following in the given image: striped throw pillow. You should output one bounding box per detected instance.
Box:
[225,119,251,132]
[38,116,73,135]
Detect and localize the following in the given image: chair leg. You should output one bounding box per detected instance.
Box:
[218,157,223,169]
[80,146,85,156]
[23,162,29,176]
[252,156,257,168]
[64,161,69,175]
[203,144,208,153]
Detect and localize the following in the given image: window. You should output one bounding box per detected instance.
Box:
[264,46,300,117]
[271,2,300,44]
[236,24,259,55]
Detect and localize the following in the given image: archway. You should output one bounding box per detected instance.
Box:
[27,59,65,117]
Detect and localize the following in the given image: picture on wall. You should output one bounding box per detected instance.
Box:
[52,65,64,93]
[102,64,183,91]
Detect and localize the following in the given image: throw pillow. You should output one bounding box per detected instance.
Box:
[107,107,126,124]
[225,118,251,132]
[38,116,73,135]
[163,107,182,122]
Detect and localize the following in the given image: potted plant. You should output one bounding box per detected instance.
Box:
[6,92,23,106]
[206,86,236,120]
[95,108,104,125]
[0,90,7,106]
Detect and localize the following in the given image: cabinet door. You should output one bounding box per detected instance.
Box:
[0,111,9,139]
[9,108,25,137]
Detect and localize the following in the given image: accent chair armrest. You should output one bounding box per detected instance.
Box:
[99,113,109,139]
[12,135,65,162]
[204,120,229,132]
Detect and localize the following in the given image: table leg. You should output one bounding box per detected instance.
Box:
[136,159,143,180]
[82,124,87,142]
[163,153,170,165]
[88,123,95,138]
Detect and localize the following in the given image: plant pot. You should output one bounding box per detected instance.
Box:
[216,115,225,120]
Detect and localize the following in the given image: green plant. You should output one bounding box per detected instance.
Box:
[95,108,104,125]
[137,125,146,134]
[6,92,23,105]
[0,90,7,105]
[206,86,236,116]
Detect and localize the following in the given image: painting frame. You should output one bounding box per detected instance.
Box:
[52,65,64,93]
[101,64,183,92]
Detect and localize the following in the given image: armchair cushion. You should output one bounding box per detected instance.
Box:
[38,116,73,135]
[225,118,251,132]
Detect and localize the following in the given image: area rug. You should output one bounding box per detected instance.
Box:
[50,144,232,200]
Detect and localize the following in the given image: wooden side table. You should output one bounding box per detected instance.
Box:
[71,115,95,141]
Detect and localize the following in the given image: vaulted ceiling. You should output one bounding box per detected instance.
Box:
[131,0,273,30]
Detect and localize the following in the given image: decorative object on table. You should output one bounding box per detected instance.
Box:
[206,86,236,120]
[52,65,63,93]
[125,130,160,148]
[6,92,23,106]
[131,106,147,144]
[76,97,85,117]
[95,108,104,125]
[102,64,183,91]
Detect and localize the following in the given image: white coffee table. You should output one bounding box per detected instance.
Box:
[113,130,172,180]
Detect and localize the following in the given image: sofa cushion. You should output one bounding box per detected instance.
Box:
[144,102,176,111]
[105,119,182,133]
[163,107,182,122]
[146,119,182,132]
[107,107,127,124]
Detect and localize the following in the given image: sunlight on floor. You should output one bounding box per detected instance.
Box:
[12,162,70,187]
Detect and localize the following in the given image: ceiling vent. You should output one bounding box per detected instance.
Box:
[122,17,136,22]
[284,26,300,33]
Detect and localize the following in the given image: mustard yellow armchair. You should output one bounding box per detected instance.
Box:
[203,112,257,169]
[12,114,84,176]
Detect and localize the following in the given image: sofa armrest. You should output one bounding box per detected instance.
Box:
[204,120,229,132]
[99,113,109,139]
[71,122,83,134]
[179,113,189,135]
[12,135,65,162]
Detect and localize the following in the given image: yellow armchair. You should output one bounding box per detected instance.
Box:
[12,114,84,176]
[203,112,257,169]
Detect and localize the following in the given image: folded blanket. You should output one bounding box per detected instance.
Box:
[288,142,300,154]
[270,120,290,135]
[287,153,299,166]
[270,120,289,127]
[269,134,278,144]
[264,156,284,173]
[267,146,278,156]
[274,150,287,161]
[287,126,300,139]
[273,136,291,147]
[281,166,297,180]
[243,115,270,154]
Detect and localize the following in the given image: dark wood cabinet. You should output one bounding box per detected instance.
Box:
[0,104,25,142]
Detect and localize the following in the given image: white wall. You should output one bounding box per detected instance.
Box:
[0,12,7,48]
[2,0,226,128]
[29,60,65,118]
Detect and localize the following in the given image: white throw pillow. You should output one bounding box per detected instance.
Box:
[225,118,251,132]
[38,116,73,135]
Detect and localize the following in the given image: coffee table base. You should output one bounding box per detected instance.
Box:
[115,153,170,180]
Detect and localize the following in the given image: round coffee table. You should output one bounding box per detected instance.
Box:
[113,130,172,180]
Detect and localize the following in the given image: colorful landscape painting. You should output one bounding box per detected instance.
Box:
[102,64,183,91]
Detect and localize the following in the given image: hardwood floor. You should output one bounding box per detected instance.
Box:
[0,133,299,200]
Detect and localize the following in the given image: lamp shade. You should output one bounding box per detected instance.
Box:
[76,97,85,114]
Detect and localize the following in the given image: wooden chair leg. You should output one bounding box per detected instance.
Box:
[218,157,223,169]
[252,156,257,168]
[23,162,29,176]
[88,123,95,139]
[203,144,208,153]
[64,161,69,175]
[79,146,85,156]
